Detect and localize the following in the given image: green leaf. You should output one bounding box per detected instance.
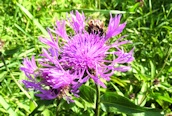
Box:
[74,100,84,109]
[17,102,30,113]
[79,85,96,104]
[151,93,172,104]
[111,76,127,88]
[41,109,51,116]
[159,83,172,93]
[5,47,21,56]
[150,60,155,78]
[18,48,35,58]
[54,9,127,14]
[0,71,7,82]
[0,95,17,116]
[136,83,148,106]
[101,92,163,116]
[16,3,48,37]
[29,99,54,115]
[14,24,34,40]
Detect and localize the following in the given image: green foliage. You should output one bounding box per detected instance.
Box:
[101,92,163,116]
[0,0,172,115]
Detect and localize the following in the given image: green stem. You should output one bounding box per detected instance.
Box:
[155,47,172,78]
[97,0,101,9]
[56,99,63,116]
[95,84,100,116]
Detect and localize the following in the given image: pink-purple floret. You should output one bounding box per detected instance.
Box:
[20,11,134,102]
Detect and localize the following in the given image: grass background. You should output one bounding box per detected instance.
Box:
[0,0,172,115]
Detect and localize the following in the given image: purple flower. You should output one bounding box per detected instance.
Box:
[39,11,134,88]
[60,33,133,87]
[20,56,82,102]
[21,10,134,101]
[20,56,38,74]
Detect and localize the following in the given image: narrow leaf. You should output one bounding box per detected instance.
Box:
[16,3,48,37]
[101,92,163,116]
[0,95,17,116]
[150,60,155,78]
[79,85,96,104]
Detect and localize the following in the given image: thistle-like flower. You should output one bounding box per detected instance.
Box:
[20,10,134,101]
[20,56,82,101]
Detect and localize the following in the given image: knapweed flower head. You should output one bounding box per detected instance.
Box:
[20,56,82,102]
[20,10,134,102]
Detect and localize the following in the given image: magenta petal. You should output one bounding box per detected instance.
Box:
[105,14,126,40]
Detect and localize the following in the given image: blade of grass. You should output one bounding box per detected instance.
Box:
[16,3,48,37]
[54,9,127,14]
[150,60,155,78]
[0,95,17,116]
[0,54,37,108]
[137,82,148,106]
[155,47,172,78]
[14,24,34,40]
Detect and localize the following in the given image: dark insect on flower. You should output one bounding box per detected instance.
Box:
[88,68,96,76]
[88,19,104,36]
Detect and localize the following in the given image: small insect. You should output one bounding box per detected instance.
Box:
[153,78,160,85]
[88,68,96,76]
[88,19,104,36]
[129,93,135,99]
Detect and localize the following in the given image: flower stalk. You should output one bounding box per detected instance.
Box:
[95,84,100,116]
